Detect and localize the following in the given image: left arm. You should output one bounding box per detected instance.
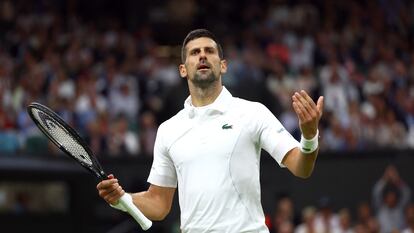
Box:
[282,90,324,178]
[282,147,319,179]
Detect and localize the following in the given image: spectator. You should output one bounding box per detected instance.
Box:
[270,193,298,233]
[353,224,369,233]
[356,202,379,233]
[278,221,294,233]
[332,208,354,233]
[108,74,140,121]
[139,111,158,157]
[366,217,380,233]
[314,196,340,233]
[107,114,140,156]
[402,203,414,233]
[295,206,323,233]
[372,165,411,233]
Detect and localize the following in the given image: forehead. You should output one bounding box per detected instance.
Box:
[185,37,218,51]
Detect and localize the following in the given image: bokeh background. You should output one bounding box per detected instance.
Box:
[0,0,413,232]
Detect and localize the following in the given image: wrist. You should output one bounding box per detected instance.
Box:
[300,130,319,154]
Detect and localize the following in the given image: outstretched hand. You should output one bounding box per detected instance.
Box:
[292,90,324,139]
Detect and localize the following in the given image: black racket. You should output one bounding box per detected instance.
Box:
[27,102,152,230]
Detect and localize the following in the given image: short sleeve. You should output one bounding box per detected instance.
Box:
[253,103,299,167]
[147,124,178,187]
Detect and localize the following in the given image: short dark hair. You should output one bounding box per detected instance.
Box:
[383,183,400,200]
[181,29,224,63]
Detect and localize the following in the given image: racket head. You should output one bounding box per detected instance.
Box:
[27,102,106,180]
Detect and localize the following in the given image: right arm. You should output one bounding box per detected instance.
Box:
[97,175,176,221]
[397,182,411,209]
[372,178,386,211]
[131,184,176,221]
[372,165,398,211]
[98,123,177,221]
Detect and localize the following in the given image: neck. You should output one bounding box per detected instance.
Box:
[188,81,223,107]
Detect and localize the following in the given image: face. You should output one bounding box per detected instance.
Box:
[179,37,227,88]
[384,191,397,208]
[357,203,371,220]
[406,204,414,223]
[278,198,293,216]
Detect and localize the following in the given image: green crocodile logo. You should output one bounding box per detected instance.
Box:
[222,124,233,129]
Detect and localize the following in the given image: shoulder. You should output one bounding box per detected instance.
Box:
[156,109,192,150]
[158,109,187,133]
[230,97,272,117]
[231,97,268,111]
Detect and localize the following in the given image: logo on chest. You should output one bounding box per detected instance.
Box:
[222,123,233,130]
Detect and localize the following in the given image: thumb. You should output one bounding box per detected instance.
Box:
[317,96,324,117]
[107,174,115,179]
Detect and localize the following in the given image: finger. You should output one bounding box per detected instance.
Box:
[106,187,124,203]
[97,178,119,190]
[98,182,120,196]
[106,186,125,204]
[300,90,317,110]
[293,95,312,121]
[98,183,119,198]
[294,92,314,117]
[292,101,307,122]
[316,96,324,117]
[98,178,118,188]
[98,182,125,203]
[108,174,115,179]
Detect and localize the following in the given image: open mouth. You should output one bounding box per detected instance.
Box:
[197,64,210,70]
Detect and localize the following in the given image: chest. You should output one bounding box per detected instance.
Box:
[168,113,245,168]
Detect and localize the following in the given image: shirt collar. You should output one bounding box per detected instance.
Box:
[184,86,232,117]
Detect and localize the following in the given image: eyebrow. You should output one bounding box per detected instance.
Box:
[188,46,216,53]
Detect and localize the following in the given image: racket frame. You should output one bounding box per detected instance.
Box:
[27,102,152,230]
[27,102,106,179]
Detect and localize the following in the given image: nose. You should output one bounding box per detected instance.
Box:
[199,49,207,60]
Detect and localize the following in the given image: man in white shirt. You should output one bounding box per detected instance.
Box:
[97,29,324,233]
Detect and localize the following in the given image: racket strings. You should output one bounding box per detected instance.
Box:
[31,108,94,166]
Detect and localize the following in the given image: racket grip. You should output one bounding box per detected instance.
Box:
[118,193,152,230]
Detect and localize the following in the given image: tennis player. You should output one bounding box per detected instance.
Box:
[97,29,324,233]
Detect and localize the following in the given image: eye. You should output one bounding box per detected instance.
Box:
[190,49,199,55]
[205,47,215,54]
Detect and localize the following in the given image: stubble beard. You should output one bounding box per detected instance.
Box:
[191,71,218,89]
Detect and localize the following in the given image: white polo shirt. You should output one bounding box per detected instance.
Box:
[148,87,299,233]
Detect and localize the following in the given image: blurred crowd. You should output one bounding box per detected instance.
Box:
[267,165,413,233]
[1,0,414,157]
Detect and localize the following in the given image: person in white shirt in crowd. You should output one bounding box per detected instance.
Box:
[372,165,411,233]
[332,208,354,233]
[295,206,323,233]
[314,196,340,233]
[96,29,324,233]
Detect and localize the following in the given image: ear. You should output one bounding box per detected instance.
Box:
[220,60,227,74]
[179,64,187,78]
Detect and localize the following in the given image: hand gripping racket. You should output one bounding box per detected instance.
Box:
[27,102,152,230]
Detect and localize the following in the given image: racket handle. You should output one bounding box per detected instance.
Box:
[118,193,152,230]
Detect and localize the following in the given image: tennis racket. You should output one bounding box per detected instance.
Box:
[27,102,152,230]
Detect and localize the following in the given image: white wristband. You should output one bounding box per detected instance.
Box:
[300,130,319,154]
[110,193,131,212]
